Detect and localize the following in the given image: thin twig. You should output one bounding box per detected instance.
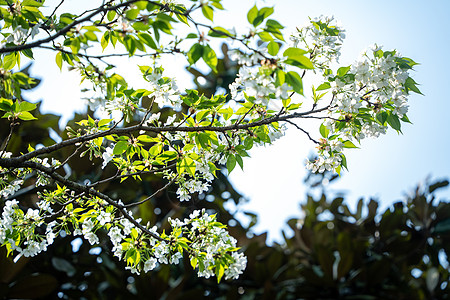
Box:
[124,176,177,208]
[0,121,18,154]
[285,120,319,144]
[88,163,176,187]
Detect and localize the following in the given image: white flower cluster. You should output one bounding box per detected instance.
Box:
[330,45,410,139]
[104,96,134,115]
[290,15,345,69]
[0,199,56,258]
[228,48,265,67]
[101,207,246,279]
[230,65,291,106]
[33,157,61,186]
[0,179,23,199]
[306,155,341,173]
[307,45,413,173]
[0,156,61,199]
[172,209,247,280]
[145,69,182,110]
[0,24,39,49]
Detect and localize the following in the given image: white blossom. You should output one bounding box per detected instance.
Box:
[143,257,158,272]
[102,147,114,169]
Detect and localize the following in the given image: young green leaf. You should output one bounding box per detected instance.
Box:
[247,5,258,25]
[387,112,402,132]
[202,45,218,72]
[226,154,236,174]
[113,141,128,155]
[285,71,303,95]
[55,52,63,70]
[18,111,37,121]
[202,5,214,21]
[187,43,203,65]
[319,123,329,138]
[267,41,280,56]
[19,101,37,112]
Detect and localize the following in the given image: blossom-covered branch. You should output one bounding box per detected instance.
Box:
[0,0,420,282]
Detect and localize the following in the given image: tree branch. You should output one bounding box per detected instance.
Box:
[0,105,330,166]
[0,0,162,54]
[123,175,177,208]
[15,160,163,240]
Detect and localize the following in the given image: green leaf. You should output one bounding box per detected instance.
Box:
[285,71,303,95]
[22,0,43,7]
[177,156,196,176]
[98,119,112,127]
[187,43,203,65]
[125,8,140,20]
[319,123,329,138]
[226,154,236,174]
[267,41,279,56]
[208,27,231,38]
[316,82,331,91]
[18,111,37,120]
[197,132,210,149]
[266,19,284,29]
[258,7,274,19]
[283,47,313,69]
[275,69,285,86]
[138,32,157,50]
[3,52,16,70]
[21,48,34,59]
[387,112,401,132]
[337,252,353,279]
[235,155,244,170]
[107,10,116,21]
[247,5,258,25]
[101,31,109,50]
[252,7,274,27]
[376,111,388,124]
[243,137,253,150]
[190,257,198,269]
[113,141,128,155]
[19,101,36,112]
[84,31,97,41]
[216,263,225,283]
[341,154,348,170]
[401,114,412,124]
[123,36,136,55]
[404,77,423,95]
[283,47,308,57]
[429,180,449,194]
[135,1,148,9]
[257,31,273,42]
[337,66,351,77]
[0,98,12,111]
[202,45,217,72]
[342,140,358,148]
[132,22,150,31]
[202,5,214,21]
[186,33,198,39]
[210,1,224,10]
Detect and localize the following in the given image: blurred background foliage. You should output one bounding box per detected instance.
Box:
[0,48,449,300]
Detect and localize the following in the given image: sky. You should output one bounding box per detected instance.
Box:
[21,0,450,242]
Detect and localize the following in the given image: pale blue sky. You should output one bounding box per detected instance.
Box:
[22,0,450,241]
[224,0,450,240]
